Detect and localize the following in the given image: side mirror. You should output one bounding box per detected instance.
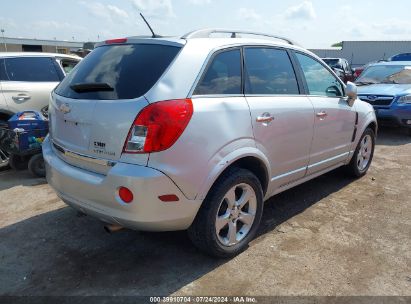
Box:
[346,81,357,106]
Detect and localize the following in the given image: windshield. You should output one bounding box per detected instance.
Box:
[322,59,340,68]
[355,65,411,85]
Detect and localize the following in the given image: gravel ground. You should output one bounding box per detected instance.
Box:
[0,127,410,297]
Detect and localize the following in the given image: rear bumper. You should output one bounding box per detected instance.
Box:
[43,137,202,231]
[375,106,411,128]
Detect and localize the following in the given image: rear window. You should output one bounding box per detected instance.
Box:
[2,57,60,82]
[55,44,181,100]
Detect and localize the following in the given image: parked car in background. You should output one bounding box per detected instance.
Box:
[353,61,381,80]
[0,52,81,168]
[356,61,411,135]
[44,29,377,257]
[388,53,411,62]
[353,65,366,79]
[322,57,354,83]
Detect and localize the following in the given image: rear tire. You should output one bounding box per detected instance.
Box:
[345,128,375,177]
[28,153,45,177]
[188,168,264,258]
[9,154,29,171]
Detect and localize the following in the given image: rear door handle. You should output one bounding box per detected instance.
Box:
[316,111,328,119]
[12,94,31,102]
[256,113,274,123]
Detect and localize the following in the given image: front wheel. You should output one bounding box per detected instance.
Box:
[188,168,264,258]
[345,128,375,177]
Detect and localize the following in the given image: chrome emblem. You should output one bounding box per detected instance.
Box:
[367,95,378,101]
[59,103,71,114]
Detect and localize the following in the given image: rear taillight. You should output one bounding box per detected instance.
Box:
[123,99,193,154]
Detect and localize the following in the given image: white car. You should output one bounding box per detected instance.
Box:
[0,52,81,168]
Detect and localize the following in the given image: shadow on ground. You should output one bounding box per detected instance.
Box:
[0,169,46,191]
[258,168,354,238]
[0,167,357,296]
[0,125,407,296]
[376,126,411,146]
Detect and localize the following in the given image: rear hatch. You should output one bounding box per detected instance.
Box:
[49,40,182,173]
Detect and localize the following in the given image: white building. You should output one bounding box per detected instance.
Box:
[310,41,411,68]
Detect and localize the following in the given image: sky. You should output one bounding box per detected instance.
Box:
[1,0,411,48]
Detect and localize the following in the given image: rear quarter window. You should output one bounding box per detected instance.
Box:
[55,44,181,100]
[193,49,242,95]
[3,57,60,82]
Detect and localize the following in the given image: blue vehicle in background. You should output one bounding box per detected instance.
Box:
[0,111,48,176]
[388,53,411,62]
[356,61,411,135]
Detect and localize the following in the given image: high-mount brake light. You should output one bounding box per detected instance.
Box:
[105,38,128,44]
[123,99,193,154]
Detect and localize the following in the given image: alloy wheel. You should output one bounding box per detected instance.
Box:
[215,183,257,246]
[357,134,372,171]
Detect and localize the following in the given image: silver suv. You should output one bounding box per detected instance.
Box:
[0,52,80,168]
[43,29,377,257]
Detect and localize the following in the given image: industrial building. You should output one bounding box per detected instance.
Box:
[0,36,84,54]
[1,36,410,67]
[310,40,411,68]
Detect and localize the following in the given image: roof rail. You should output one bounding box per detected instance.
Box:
[181,28,298,45]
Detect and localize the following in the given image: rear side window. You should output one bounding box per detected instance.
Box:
[194,49,241,95]
[55,44,181,100]
[296,53,344,97]
[244,48,299,95]
[3,57,60,82]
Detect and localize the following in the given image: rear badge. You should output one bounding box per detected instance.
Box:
[93,141,115,157]
[94,141,106,149]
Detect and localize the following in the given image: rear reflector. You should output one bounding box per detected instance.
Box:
[158,194,179,202]
[106,38,127,44]
[118,187,133,203]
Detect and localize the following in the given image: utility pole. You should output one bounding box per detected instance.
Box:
[54,37,57,53]
[1,29,7,52]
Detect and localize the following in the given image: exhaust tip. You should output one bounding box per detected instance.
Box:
[104,224,124,234]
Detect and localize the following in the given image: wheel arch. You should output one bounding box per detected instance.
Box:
[366,121,378,136]
[197,148,271,201]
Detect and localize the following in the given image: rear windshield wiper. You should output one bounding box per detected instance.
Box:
[70,82,114,93]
